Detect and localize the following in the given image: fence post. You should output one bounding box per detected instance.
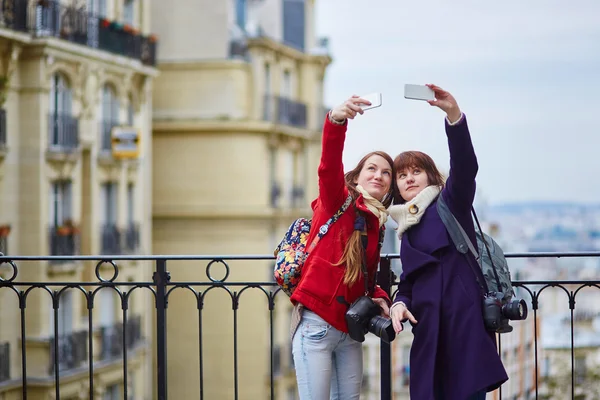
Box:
[378,257,392,400]
[154,259,170,400]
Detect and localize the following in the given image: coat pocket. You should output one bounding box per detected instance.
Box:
[301,256,345,305]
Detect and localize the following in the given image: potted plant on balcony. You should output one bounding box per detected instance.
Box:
[0,224,10,238]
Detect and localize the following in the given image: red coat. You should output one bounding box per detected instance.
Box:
[290,116,391,333]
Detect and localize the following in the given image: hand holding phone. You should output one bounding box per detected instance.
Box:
[357,93,382,111]
[404,84,435,101]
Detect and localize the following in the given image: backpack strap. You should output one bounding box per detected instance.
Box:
[307,193,353,254]
[436,194,489,293]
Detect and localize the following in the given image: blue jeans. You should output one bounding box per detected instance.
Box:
[292,310,363,400]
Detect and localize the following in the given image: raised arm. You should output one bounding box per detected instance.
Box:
[317,95,372,212]
[427,84,478,212]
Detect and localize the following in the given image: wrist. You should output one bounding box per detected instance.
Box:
[390,301,407,314]
[446,108,462,124]
[328,111,346,125]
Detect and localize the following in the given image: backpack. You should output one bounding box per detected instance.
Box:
[436,194,515,302]
[273,194,352,297]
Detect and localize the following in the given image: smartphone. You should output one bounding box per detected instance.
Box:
[404,84,435,101]
[358,93,382,111]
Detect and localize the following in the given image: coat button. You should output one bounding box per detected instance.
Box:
[408,204,419,215]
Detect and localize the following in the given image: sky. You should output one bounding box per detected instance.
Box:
[315,0,600,205]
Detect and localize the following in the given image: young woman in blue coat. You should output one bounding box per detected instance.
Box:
[388,84,508,400]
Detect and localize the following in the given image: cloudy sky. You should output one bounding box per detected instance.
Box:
[315,0,600,205]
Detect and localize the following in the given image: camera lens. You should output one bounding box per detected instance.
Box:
[368,316,396,343]
[502,298,528,321]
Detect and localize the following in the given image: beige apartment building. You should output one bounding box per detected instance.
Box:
[0,0,157,398]
[151,0,330,398]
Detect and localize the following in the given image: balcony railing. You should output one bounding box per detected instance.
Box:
[0,342,9,383]
[48,330,87,375]
[101,223,121,255]
[100,315,143,361]
[0,236,7,256]
[124,223,140,253]
[48,225,79,256]
[0,252,599,399]
[48,113,78,152]
[263,95,308,128]
[26,0,157,66]
[0,109,6,149]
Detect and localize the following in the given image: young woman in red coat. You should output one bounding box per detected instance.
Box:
[289,95,394,399]
[388,85,508,399]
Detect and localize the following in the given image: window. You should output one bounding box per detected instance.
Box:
[101,182,119,254]
[269,148,280,207]
[88,0,107,17]
[127,100,135,126]
[101,85,120,151]
[123,0,135,25]
[283,0,306,51]
[103,384,120,400]
[49,291,73,336]
[49,181,72,227]
[127,184,134,224]
[282,70,291,98]
[49,74,74,149]
[101,182,118,225]
[99,289,116,327]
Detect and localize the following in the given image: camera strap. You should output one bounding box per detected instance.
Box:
[436,195,490,294]
[356,214,376,296]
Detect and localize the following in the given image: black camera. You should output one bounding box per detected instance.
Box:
[345,296,395,343]
[482,291,528,333]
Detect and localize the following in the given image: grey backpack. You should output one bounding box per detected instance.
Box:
[436,195,515,302]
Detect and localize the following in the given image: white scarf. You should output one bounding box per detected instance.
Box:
[356,185,388,228]
[388,185,442,239]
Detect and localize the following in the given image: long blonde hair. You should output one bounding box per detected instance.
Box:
[336,151,395,286]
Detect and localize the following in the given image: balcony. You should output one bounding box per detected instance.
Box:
[48,225,79,257]
[0,342,8,383]
[26,0,157,66]
[0,252,598,399]
[124,223,140,253]
[101,223,121,255]
[99,315,143,361]
[48,113,78,152]
[263,95,308,129]
[48,330,87,375]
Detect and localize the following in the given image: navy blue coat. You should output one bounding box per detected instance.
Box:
[394,115,508,399]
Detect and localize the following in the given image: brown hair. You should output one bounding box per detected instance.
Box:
[392,151,445,204]
[337,151,396,286]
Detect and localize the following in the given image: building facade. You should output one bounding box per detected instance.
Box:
[150,0,330,398]
[0,0,157,398]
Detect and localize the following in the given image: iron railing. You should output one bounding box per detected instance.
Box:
[48,226,79,256]
[124,223,140,253]
[26,0,157,66]
[48,330,87,374]
[0,252,598,399]
[101,224,121,255]
[100,315,143,361]
[48,112,78,151]
[263,95,308,128]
